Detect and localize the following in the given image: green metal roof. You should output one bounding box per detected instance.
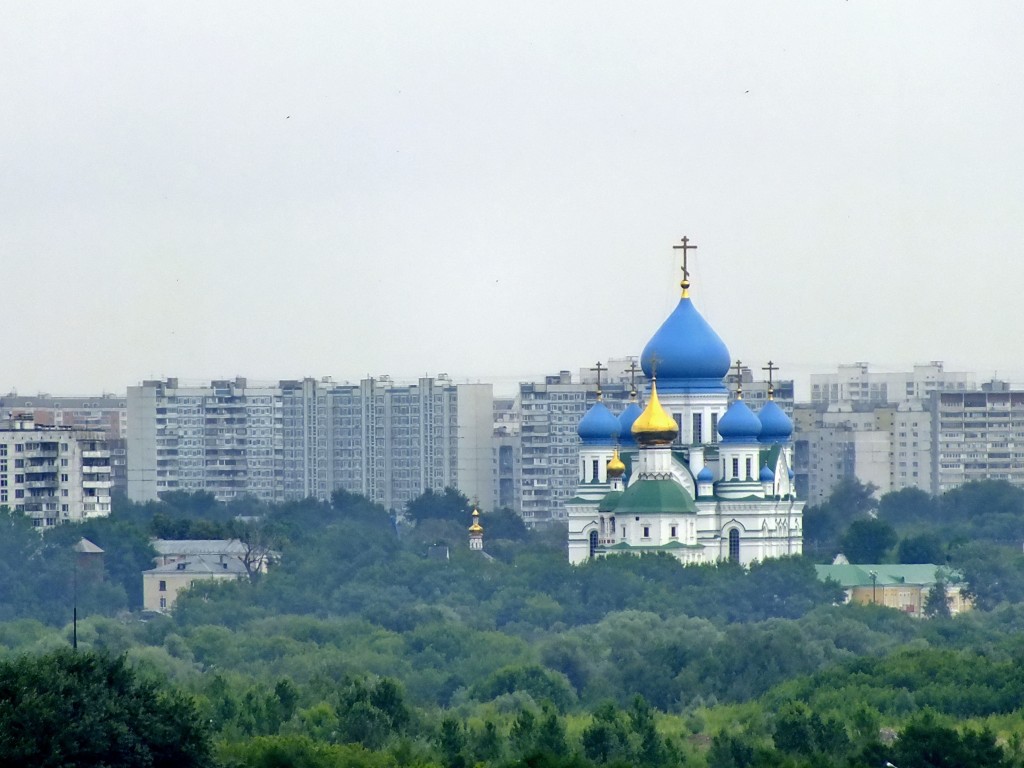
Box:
[598,490,623,512]
[814,564,961,588]
[760,445,782,468]
[565,496,592,506]
[612,478,696,516]
[605,540,703,551]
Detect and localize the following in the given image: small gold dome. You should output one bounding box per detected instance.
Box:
[607,448,626,478]
[631,380,678,446]
[468,507,483,533]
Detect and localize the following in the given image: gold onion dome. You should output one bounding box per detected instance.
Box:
[468,508,483,533]
[631,380,678,446]
[607,448,626,478]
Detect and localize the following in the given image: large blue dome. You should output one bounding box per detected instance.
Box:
[640,297,730,393]
[617,401,643,446]
[717,399,762,443]
[758,400,793,443]
[577,401,620,445]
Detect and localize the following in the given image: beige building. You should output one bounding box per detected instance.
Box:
[142,555,247,612]
[815,563,970,617]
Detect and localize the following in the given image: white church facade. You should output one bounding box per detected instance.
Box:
[567,239,803,566]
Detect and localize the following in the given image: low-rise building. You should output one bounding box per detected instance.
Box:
[815,563,970,617]
[142,555,247,612]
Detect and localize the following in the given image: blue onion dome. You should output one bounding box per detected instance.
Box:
[618,401,643,446]
[697,465,714,483]
[717,399,762,443]
[758,400,793,443]
[759,464,775,482]
[577,400,620,445]
[640,297,731,393]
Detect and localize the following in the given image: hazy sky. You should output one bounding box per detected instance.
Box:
[3,3,1023,397]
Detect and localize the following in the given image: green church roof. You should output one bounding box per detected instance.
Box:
[613,478,696,516]
[598,491,623,512]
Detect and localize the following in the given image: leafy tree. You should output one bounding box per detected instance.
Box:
[829,477,879,518]
[510,708,537,757]
[898,532,945,565]
[803,478,878,558]
[878,486,938,525]
[436,716,467,768]
[707,731,756,768]
[924,576,953,619]
[472,720,503,763]
[472,665,576,711]
[581,702,630,764]
[0,649,213,767]
[335,677,410,749]
[939,480,1024,525]
[405,487,471,524]
[628,695,665,767]
[948,542,1024,610]
[840,518,897,563]
[535,704,569,757]
[892,712,1009,768]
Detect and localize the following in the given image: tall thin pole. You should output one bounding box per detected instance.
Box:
[72,553,78,650]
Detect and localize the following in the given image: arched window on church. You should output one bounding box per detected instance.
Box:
[593,459,599,482]
[728,529,740,562]
[589,529,599,557]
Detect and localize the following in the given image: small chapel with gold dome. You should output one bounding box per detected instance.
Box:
[566,238,803,566]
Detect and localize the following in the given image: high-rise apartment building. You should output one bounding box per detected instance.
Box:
[0,394,128,493]
[127,378,285,504]
[932,382,1024,493]
[796,363,977,503]
[793,405,895,504]
[281,375,493,511]
[518,371,632,524]
[810,362,973,407]
[0,413,112,527]
[129,375,493,511]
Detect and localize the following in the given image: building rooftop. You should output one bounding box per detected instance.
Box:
[814,563,961,588]
[144,555,248,576]
[152,539,248,557]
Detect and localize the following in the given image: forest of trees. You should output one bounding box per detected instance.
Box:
[2,479,1024,766]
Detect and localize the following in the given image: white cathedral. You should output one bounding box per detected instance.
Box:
[567,240,803,566]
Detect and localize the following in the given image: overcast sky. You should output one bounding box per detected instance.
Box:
[2,2,1023,398]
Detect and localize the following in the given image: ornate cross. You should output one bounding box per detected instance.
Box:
[762,360,778,399]
[642,353,663,384]
[733,359,744,398]
[673,236,698,291]
[590,361,606,397]
[627,358,641,398]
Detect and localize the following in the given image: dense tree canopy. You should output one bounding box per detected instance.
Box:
[0,649,213,767]
[0,480,1023,767]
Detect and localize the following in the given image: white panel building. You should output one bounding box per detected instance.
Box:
[0,413,112,528]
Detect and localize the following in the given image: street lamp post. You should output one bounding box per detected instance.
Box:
[869,570,878,605]
[72,549,78,650]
